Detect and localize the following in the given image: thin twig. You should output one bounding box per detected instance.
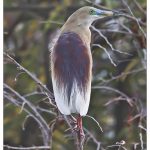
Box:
[117,13,146,26]
[93,44,117,66]
[121,0,146,38]
[23,91,46,97]
[92,85,133,106]
[4,84,51,146]
[4,94,51,146]
[91,26,132,56]
[4,52,55,106]
[107,145,127,150]
[133,0,146,15]
[104,96,128,106]
[139,132,144,150]
[138,124,146,132]
[22,115,32,130]
[98,68,145,85]
[4,145,50,150]
[100,29,138,36]
[37,106,56,116]
[107,140,127,150]
[133,143,139,150]
[84,128,101,150]
[85,115,103,132]
[14,71,26,82]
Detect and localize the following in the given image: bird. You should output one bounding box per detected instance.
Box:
[50,6,114,136]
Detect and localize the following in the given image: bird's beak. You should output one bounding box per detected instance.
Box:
[96,9,114,17]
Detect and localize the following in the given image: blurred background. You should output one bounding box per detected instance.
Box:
[4,0,146,149]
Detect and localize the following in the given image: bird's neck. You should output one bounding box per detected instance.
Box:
[61,23,91,47]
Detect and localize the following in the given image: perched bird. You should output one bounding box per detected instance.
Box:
[51,6,114,135]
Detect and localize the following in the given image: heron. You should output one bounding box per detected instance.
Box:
[51,6,114,136]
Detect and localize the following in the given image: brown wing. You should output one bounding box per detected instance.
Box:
[52,32,91,103]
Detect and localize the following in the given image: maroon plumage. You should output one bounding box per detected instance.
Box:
[53,32,91,103]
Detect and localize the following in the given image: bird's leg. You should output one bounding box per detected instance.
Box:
[77,114,84,138]
[66,115,84,136]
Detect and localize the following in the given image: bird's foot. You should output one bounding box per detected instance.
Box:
[67,115,85,138]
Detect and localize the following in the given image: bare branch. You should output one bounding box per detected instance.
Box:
[98,68,145,85]
[4,52,55,105]
[100,29,138,36]
[22,115,32,130]
[91,26,132,56]
[139,133,144,150]
[138,124,146,132]
[85,115,103,132]
[121,0,146,38]
[4,84,51,146]
[84,128,101,150]
[92,44,117,66]
[4,93,51,146]
[133,0,146,15]
[128,114,141,123]
[91,26,114,51]
[23,91,46,98]
[104,96,128,106]
[116,12,146,26]
[92,85,133,106]
[133,143,139,150]
[107,140,127,150]
[19,101,26,114]
[4,145,50,150]
[36,106,56,116]
[14,71,26,82]
[116,18,133,33]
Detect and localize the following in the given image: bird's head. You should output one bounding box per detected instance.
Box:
[65,6,114,28]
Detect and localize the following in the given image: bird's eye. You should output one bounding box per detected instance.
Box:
[89,9,95,15]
